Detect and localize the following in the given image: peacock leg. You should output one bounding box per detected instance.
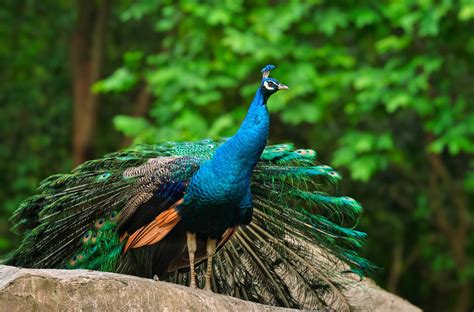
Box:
[186,232,197,288]
[204,238,217,291]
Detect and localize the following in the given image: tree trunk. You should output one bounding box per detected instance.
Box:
[121,84,153,147]
[426,150,472,312]
[70,0,111,165]
[387,242,402,293]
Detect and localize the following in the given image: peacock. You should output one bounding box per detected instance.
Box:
[6,65,373,310]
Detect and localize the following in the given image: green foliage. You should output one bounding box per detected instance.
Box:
[0,1,74,251]
[1,0,473,311]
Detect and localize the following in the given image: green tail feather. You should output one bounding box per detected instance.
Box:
[6,139,373,310]
[168,141,374,310]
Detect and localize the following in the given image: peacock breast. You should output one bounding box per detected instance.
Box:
[176,163,249,237]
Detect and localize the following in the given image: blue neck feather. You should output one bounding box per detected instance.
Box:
[180,83,271,233]
[180,65,282,233]
[209,87,269,180]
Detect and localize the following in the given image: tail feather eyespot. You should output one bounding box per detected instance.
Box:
[82,230,93,245]
[109,211,118,222]
[96,172,112,182]
[295,149,316,156]
[91,232,99,245]
[68,253,84,267]
[68,255,78,267]
[95,218,105,229]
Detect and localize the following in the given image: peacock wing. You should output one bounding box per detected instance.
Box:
[6,140,220,271]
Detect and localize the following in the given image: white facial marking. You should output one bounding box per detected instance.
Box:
[263,81,274,90]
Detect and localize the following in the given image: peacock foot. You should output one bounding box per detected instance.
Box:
[204,238,217,292]
[187,232,198,288]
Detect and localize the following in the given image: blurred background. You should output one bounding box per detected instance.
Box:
[0,1,473,311]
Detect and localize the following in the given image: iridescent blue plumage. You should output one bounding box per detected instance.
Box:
[179,68,280,236]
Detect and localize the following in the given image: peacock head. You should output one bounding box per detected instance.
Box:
[260,65,288,99]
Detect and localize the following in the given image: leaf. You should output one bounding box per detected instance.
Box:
[459,3,474,21]
[375,36,410,54]
[463,170,474,193]
[419,10,440,37]
[123,51,144,69]
[209,113,239,137]
[281,103,321,125]
[315,8,348,36]
[93,68,138,94]
[113,115,150,137]
[385,93,411,113]
[349,156,381,182]
[351,8,380,28]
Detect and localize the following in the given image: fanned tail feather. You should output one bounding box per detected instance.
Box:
[168,142,374,310]
[5,141,213,269]
[6,139,372,310]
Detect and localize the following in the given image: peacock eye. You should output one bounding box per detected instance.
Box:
[263,81,275,90]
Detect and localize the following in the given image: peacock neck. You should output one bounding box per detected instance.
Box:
[238,87,270,133]
[209,87,269,181]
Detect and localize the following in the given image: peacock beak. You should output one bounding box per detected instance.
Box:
[278,83,289,90]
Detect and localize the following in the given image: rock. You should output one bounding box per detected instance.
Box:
[343,278,421,312]
[0,265,292,312]
[0,265,420,311]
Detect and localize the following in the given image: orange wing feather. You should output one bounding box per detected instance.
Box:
[122,199,183,253]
